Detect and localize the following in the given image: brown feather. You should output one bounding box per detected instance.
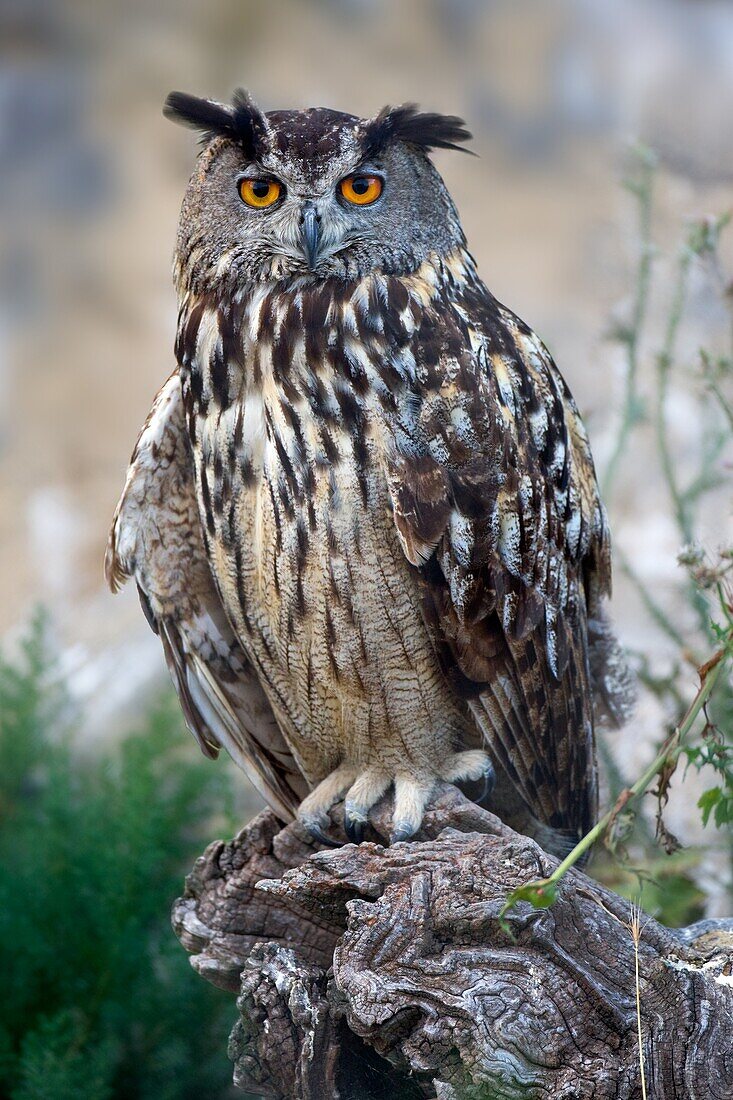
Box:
[106,372,307,821]
[383,262,614,841]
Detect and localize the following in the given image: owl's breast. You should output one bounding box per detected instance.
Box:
[176,272,477,780]
[186,374,467,783]
[200,374,392,671]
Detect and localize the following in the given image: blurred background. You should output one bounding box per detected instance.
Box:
[1,0,732,1096]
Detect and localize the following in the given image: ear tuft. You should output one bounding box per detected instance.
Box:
[230,88,271,157]
[361,104,474,160]
[163,92,234,135]
[163,89,269,159]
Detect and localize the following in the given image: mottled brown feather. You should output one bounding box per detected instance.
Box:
[105,372,307,821]
[383,261,613,840]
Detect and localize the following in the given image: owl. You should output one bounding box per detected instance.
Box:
[106,90,633,852]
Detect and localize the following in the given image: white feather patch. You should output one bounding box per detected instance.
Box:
[499,509,521,576]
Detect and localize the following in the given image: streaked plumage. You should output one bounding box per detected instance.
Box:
[107,91,633,851]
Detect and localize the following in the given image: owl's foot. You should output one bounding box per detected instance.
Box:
[344,766,392,843]
[299,763,395,845]
[349,751,495,843]
[390,750,494,842]
[298,763,358,846]
[298,751,494,847]
[440,748,496,804]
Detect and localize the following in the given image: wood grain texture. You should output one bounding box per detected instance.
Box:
[173,789,733,1099]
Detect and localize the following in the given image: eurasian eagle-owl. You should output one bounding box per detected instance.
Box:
[106,90,633,852]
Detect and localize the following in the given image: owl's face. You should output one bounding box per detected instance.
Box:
[166,91,472,293]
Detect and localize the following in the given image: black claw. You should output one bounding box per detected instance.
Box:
[390,821,417,844]
[344,814,366,844]
[458,761,496,807]
[479,762,496,804]
[302,820,343,848]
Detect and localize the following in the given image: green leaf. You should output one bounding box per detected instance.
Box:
[713,793,733,829]
[501,878,559,915]
[697,786,722,827]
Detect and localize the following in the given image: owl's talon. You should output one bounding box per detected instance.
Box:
[462,757,496,804]
[307,823,343,848]
[342,767,391,843]
[344,813,366,844]
[440,750,495,805]
[478,759,496,803]
[297,764,359,846]
[299,813,343,848]
[390,820,418,844]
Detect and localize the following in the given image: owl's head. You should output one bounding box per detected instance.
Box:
[165,89,472,292]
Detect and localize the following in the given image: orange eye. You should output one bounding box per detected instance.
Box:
[339,174,383,206]
[238,178,282,208]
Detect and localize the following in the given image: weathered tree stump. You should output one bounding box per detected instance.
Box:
[172,786,733,1099]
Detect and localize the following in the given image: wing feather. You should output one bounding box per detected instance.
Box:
[105,371,306,821]
[387,278,620,842]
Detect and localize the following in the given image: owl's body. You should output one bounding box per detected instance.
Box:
[181,259,479,800]
[107,93,633,849]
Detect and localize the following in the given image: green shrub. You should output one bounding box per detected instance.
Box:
[0,616,244,1099]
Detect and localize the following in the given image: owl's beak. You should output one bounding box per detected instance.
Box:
[300,202,320,270]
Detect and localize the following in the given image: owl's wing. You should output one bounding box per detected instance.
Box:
[388,285,613,844]
[105,371,306,822]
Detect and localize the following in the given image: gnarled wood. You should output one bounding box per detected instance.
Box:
[173,787,733,1099]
